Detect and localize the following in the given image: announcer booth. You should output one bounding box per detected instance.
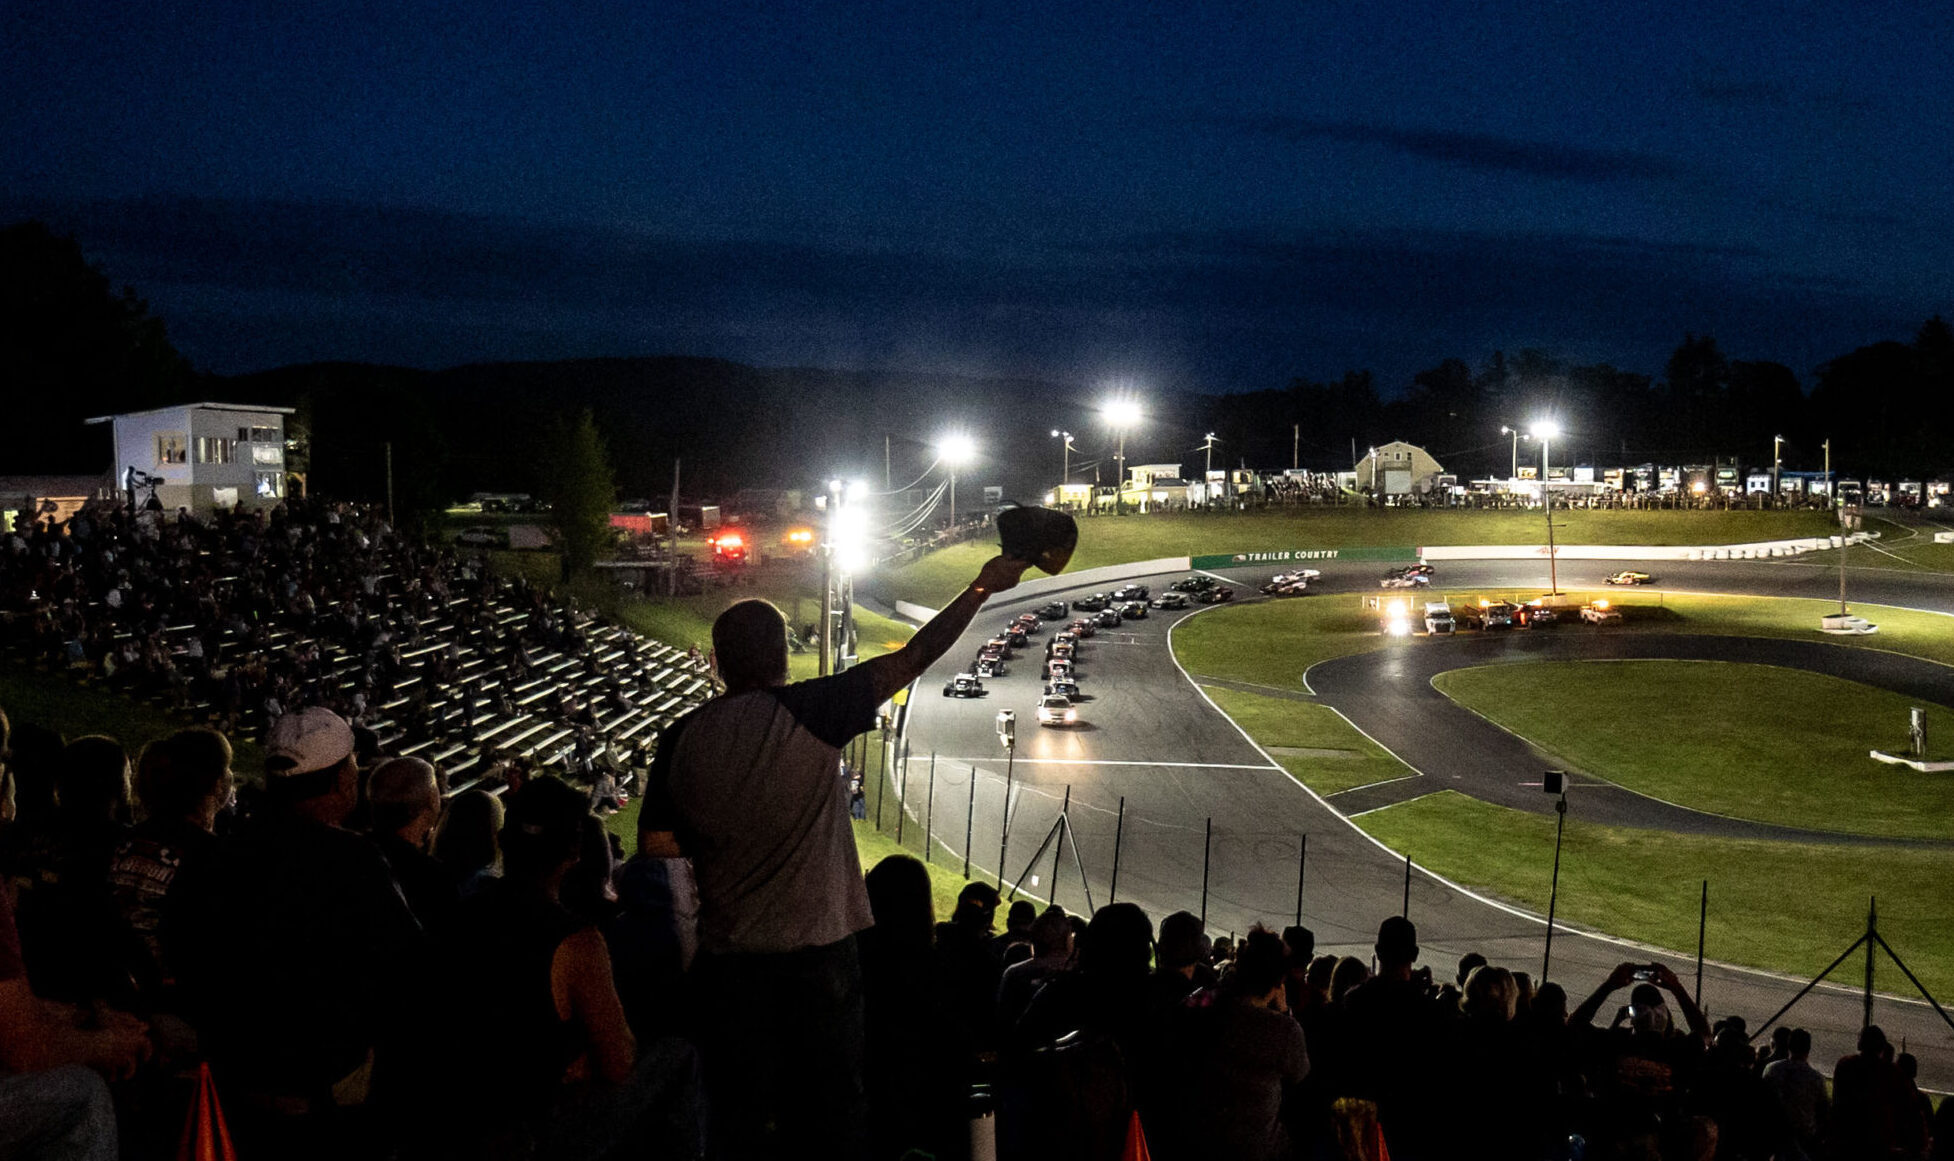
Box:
[86,402,296,515]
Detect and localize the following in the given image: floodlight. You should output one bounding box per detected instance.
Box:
[938,433,977,466]
[1529,420,1561,441]
[847,479,869,502]
[1102,398,1143,428]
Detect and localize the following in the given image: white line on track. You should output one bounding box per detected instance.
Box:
[937,757,1284,770]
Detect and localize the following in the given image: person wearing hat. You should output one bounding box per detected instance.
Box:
[165,707,423,1157]
[645,553,1032,1159]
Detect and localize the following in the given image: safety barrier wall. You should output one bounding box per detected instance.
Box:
[1417,533,1873,563]
[890,556,1192,622]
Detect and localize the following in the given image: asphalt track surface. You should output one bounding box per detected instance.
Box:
[897,550,1954,1087]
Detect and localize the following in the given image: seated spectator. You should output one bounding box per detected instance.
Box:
[165,707,424,1158]
[434,787,503,898]
[992,898,1038,968]
[1339,917,1445,1160]
[996,905,1076,1035]
[106,728,231,1007]
[606,811,698,1040]
[1147,910,1213,1016]
[936,880,1005,1056]
[1280,925,1314,1015]
[431,776,699,1160]
[1831,1024,1925,1161]
[1161,925,1309,1161]
[1007,902,1157,1161]
[366,756,459,933]
[1451,964,1550,1159]
[860,855,963,1161]
[0,874,151,1161]
[10,735,133,1004]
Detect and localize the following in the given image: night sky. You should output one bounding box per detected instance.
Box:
[6,0,1951,393]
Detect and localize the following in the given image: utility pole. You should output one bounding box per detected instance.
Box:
[1292,424,1300,471]
[1772,435,1783,506]
[1823,438,1831,501]
[383,441,394,526]
[1203,433,1216,508]
[884,434,891,491]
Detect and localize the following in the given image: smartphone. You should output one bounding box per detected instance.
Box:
[1631,966,1657,982]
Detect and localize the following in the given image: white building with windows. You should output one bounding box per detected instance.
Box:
[86,402,295,514]
[1354,441,1446,497]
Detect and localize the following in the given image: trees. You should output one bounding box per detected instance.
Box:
[537,409,617,580]
[0,221,192,471]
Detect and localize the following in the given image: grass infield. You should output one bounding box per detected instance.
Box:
[1200,686,1412,797]
[1434,660,1954,839]
[1359,791,1954,1001]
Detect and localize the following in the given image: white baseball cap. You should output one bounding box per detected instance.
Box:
[264,707,355,778]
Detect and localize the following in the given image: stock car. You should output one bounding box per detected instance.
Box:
[1119,601,1149,619]
[1271,568,1322,585]
[1195,586,1235,604]
[1044,678,1083,700]
[1073,593,1112,612]
[1094,608,1124,628]
[1068,617,1097,638]
[1015,613,1043,630]
[1036,694,1079,726]
[975,655,1008,678]
[1605,571,1656,586]
[1149,592,1190,610]
[1261,577,1310,596]
[1379,569,1431,589]
[942,673,987,698]
[1001,627,1029,648]
[1110,583,1150,601]
[1171,574,1218,593]
[1036,601,1070,620]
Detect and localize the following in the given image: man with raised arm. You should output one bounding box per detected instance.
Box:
[647,554,1031,1160]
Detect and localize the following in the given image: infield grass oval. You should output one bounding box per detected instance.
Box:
[1434,659,1954,839]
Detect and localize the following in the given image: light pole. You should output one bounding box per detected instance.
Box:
[1532,421,1561,595]
[1772,435,1784,507]
[1102,398,1142,516]
[1542,771,1569,981]
[1202,432,1217,507]
[1500,425,1521,481]
[1050,430,1076,507]
[938,433,976,534]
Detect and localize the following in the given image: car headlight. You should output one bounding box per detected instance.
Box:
[1065,710,1076,721]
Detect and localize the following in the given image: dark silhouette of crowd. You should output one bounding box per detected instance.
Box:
[1,525,1948,1160]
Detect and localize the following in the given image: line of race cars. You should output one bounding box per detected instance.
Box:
[940,576,1241,725]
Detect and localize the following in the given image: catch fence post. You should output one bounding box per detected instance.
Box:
[1695,881,1708,1008]
[1295,833,1307,926]
[963,766,976,880]
[1200,817,1213,925]
[1402,852,1411,919]
[1109,796,1125,903]
[1865,897,1878,1029]
[924,753,936,864]
[1050,785,1070,908]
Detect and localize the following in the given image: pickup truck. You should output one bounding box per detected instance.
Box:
[1580,601,1623,625]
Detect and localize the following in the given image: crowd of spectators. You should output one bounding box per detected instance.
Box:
[1,514,1950,1160]
[1,496,711,803]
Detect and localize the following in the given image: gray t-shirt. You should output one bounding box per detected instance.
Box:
[648,666,879,955]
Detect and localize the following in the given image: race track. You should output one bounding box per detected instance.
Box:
[895,551,1954,1087]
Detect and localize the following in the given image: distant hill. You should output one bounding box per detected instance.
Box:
[218,355,1149,504]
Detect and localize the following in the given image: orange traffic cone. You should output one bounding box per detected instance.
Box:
[1121,1109,1152,1161]
[176,1062,239,1161]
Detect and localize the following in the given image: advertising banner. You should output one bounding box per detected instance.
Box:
[1190,546,1420,569]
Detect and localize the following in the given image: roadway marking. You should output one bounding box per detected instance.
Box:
[939,757,1283,771]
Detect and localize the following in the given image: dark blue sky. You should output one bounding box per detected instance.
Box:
[5,0,1950,392]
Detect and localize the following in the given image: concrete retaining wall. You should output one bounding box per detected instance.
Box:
[888,555,1191,622]
[1419,533,1872,563]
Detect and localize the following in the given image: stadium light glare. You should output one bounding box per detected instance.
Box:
[1529,420,1561,441]
[1101,398,1143,429]
[937,434,977,466]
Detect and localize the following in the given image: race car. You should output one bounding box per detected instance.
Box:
[1269,568,1322,585]
[974,655,1008,678]
[942,673,987,698]
[1068,618,1098,638]
[1605,571,1656,586]
[1110,583,1150,601]
[1171,575,1218,593]
[1195,586,1235,603]
[1036,694,1079,727]
[1044,679,1083,700]
[1379,570,1431,589]
[1119,601,1149,619]
[1072,593,1112,612]
[1035,601,1070,620]
[1261,578,1310,596]
[1094,608,1124,627]
[1149,592,1190,610]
